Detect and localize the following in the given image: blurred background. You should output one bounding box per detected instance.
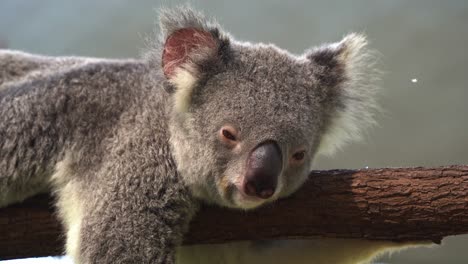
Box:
[0,0,467,263]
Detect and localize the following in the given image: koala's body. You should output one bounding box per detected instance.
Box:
[0,7,415,264]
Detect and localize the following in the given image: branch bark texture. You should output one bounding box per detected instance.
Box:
[1,166,467,260]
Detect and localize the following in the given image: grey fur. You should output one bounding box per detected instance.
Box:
[0,6,379,263]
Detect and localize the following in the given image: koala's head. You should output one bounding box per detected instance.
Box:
[148,7,379,209]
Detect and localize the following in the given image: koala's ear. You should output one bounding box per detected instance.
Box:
[158,7,230,112]
[306,33,381,156]
[162,28,217,78]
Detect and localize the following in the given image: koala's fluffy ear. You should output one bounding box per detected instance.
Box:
[157,7,230,112]
[306,34,380,156]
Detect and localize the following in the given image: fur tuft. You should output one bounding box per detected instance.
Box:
[316,33,381,156]
[158,6,216,40]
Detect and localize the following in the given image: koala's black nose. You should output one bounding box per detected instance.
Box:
[243,141,282,199]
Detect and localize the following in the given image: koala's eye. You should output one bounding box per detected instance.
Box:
[222,129,236,141]
[219,125,239,147]
[291,150,306,163]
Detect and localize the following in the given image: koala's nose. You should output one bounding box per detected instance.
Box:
[243,141,283,199]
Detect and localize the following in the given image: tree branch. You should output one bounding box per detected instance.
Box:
[1,166,467,260]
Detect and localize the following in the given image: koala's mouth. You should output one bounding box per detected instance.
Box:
[234,187,269,209]
[220,181,270,210]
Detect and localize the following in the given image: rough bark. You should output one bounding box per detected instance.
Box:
[1,166,467,260]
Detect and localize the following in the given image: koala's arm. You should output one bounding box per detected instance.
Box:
[61,140,197,264]
[61,103,198,263]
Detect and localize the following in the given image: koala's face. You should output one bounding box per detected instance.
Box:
[184,47,326,209]
[155,9,378,209]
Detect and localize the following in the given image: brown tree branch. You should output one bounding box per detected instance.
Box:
[1,166,467,260]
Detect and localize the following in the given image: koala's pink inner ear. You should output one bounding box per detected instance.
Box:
[162,28,217,78]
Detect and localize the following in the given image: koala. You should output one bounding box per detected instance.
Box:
[0,6,392,264]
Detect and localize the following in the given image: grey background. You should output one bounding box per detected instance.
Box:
[0,0,467,263]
